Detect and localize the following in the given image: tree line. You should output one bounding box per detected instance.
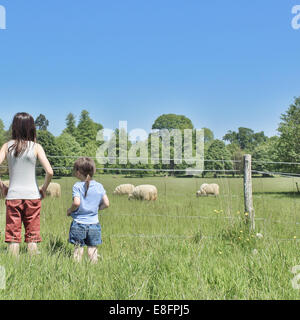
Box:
[0,96,299,177]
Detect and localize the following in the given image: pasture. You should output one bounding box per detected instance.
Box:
[0,175,300,300]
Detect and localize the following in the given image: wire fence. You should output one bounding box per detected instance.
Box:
[1,156,300,242]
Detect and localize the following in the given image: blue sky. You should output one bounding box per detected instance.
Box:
[0,0,299,139]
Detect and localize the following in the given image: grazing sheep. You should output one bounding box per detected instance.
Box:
[0,181,61,198]
[196,183,219,197]
[113,184,135,196]
[128,185,158,201]
[40,182,61,198]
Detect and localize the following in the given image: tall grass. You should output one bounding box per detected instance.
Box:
[0,175,300,299]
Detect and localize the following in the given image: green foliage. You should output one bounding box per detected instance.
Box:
[6,104,299,178]
[63,113,77,137]
[205,140,233,176]
[277,97,300,171]
[0,119,5,146]
[252,136,279,174]
[5,124,12,142]
[203,127,214,144]
[76,110,103,147]
[226,144,245,175]
[152,114,194,130]
[36,130,63,174]
[55,133,83,175]
[35,114,49,131]
[223,127,267,152]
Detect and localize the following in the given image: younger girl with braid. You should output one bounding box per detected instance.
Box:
[67,157,109,263]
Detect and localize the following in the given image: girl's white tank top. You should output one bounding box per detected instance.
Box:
[6,140,41,200]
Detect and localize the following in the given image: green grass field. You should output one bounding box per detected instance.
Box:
[0,175,300,300]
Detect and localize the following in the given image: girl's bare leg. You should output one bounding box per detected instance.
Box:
[8,243,20,257]
[27,242,39,255]
[74,247,84,262]
[87,246,98,264]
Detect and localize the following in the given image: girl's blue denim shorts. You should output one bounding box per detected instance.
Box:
[69,220,102,247]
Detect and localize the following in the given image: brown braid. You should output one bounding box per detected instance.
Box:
[73,157,96,198]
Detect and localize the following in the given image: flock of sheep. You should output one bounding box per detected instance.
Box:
[0,181,220,201]
[113,182,219,201]
[113,184,158,201]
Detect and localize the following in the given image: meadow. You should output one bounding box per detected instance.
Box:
[0,174,300,300]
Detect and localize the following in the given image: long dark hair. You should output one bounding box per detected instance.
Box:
[8,113,37,157]
[73,157,96,197]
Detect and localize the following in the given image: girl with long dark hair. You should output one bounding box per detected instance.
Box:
[0,112,53,257]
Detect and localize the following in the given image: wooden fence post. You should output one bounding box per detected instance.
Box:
[244,154,255,231]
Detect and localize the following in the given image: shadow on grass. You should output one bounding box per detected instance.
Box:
[253,191,300,199]
[46,235,72,257]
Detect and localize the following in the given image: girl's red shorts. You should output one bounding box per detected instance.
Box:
[5,199,42,243]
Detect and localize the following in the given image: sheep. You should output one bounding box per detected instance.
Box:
[196,183,219,197]
[128,185,158,201]
[113,184,135,195]
[0,181,61,198]
[40,182,61,198]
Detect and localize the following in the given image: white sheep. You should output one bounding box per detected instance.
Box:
[41,182,61,198]
[0,181,61,198]
[196,183,219,197]
[113,184,135,195]
[128,185,158,201]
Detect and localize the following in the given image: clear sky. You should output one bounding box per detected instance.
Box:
[0,0,299,139]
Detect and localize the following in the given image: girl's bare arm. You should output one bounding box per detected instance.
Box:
[0,143,8,195]
[0,143,7,166]
[36,144,53,197]
[67,197,80,216]
[99,194,110,210]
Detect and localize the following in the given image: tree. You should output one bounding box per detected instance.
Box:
[5,124,12,142]
[205,140,233,177]
[0,119,5,146]
[226,143,244,176]
[35,114,49,131]
[223,127,267,152]
[223,130,239,145]
[252,136,279,175]
[76,110,103,147]
[55,133,82,175]
[277,97,300,172]
[64,113,77,137]
[203,127,214,144]
[152,114,194,131]
[36,130,63,175]
[152,114,194,174]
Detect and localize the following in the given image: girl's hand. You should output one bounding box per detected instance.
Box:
[67,208,73,216]
[99,194,110,211]
[0,182,8,197]
[39,188,46,200]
